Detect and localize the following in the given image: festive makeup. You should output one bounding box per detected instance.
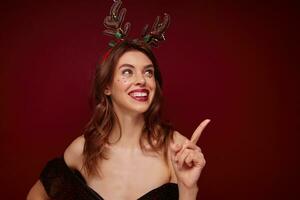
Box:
[108,50,156,114]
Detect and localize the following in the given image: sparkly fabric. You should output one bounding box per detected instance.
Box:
[40,157,178,200]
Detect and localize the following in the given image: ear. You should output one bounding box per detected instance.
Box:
[104,87,111,96]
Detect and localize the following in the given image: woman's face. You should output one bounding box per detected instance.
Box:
[106,50,156,115]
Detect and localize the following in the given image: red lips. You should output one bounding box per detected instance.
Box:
[128,89,149,102]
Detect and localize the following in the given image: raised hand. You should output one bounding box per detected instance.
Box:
[170,119,211,188]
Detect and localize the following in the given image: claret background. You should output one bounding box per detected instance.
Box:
[0,0,298,199]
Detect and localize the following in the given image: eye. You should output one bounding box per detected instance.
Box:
[145,69,154,78]
[122,69,133,77]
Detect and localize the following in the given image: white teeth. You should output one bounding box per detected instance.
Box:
[130,92,148,97]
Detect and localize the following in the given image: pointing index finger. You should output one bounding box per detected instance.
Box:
[190,119,211,144]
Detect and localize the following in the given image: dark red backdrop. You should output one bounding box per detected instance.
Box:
[1,0,299,199]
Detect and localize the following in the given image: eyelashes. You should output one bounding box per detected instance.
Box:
[121,68,154,78]
[145,69,154,78]
[122,69,133,77]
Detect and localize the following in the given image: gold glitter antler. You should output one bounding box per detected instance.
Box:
[142,13,170,47]
[103,0,131,46]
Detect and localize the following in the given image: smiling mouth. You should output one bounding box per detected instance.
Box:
[128,90,149,102]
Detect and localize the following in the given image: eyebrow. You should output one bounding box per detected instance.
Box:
[119,64,154,69]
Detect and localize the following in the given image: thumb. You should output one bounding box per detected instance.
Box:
[170,143,182,153]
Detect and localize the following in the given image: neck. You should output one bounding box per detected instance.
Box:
[109,109,145,149]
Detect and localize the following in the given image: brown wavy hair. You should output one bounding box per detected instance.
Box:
[82,39,174,176]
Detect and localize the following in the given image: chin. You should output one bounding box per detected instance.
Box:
[112,95,154,115]
[128,95,154,112]
[131,104,151,114]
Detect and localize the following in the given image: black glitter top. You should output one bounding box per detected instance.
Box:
[40,157,179,200]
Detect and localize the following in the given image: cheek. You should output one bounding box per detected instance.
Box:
[149,79,156,90]
[116,77,132,91]
[120,77,129,84]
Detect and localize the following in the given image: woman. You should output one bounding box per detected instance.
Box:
[27,1,210,200]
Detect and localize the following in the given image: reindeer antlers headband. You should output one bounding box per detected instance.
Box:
[103,0,170,48]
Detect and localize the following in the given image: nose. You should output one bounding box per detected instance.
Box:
[134,73,146,86]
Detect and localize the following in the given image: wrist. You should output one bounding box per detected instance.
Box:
[178,183,198,200]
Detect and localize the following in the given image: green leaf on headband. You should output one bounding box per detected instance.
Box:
[108,40,116,47]
[144,34,151,43]
[115,31,123,39]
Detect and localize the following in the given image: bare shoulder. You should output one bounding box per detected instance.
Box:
[63,135,85,170]
[27,136,85,200]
